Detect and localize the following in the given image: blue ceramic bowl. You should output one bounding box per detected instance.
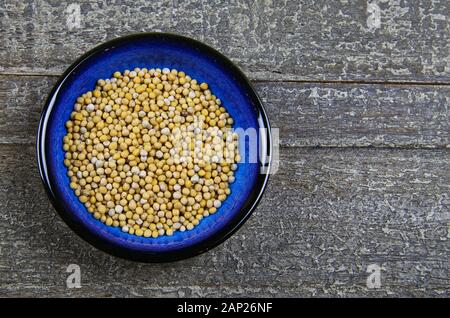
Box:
[37,33,271,262]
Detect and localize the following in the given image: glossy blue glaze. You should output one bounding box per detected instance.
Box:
[39,34,269,256]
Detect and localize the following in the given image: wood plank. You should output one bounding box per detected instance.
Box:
[1,75,448,148]
[0,0,448,82]
[259,82,450,148]
[0,76,57,144]
[0,144,447,297]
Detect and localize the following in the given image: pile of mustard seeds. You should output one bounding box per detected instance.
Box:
[63,68,239,238]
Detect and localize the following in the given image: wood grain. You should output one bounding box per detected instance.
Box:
[0,0,448,82]
[0,144,448,297]
[0,75,448,147]
[0,0,448,298]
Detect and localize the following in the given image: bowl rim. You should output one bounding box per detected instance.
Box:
[36,32,272,262]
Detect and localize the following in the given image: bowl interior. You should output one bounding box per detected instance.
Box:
[42,34,266,255]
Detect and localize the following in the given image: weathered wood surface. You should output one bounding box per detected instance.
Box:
[0,0,449,82]
[0,145,448,297]
[0,0,448,298]
[0,75,448,147]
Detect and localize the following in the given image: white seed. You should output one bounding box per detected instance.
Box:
[191,174,199,183]
[214,200,222,208]
[140,149,148,156]
[95,160,104,169]
[142,120,151,128]
[86,104,95,112]
[211,155,219,163]
[159,183,167,191]
[173,222,181,229]
[131,166,140,175]
[173,192,182,199]
[139,170,146,177]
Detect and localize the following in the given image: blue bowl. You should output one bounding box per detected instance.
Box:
[37,33,271,262]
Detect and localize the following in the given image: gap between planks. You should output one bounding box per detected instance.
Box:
[0,72,449,87]
[1,142,448,151]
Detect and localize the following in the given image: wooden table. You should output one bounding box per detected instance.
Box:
[0,0,448,297]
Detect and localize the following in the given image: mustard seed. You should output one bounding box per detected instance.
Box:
[63,68,239,238]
